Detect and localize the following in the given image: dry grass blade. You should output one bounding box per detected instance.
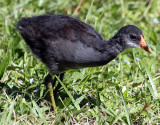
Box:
[72,0,85,16]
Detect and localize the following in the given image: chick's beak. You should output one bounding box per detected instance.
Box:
[139,35,152,53]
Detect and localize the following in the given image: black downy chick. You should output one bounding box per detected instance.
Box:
[17,14,151,110]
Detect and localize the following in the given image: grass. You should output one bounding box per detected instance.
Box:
[0,0,160,124]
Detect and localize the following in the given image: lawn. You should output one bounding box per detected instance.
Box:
[0,0,160,124]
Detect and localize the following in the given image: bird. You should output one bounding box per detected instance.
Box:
[17,14,152,111]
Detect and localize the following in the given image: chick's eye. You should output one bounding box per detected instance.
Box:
[130,35,137,40]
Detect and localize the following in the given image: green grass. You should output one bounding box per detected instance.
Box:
[0,0,160,124]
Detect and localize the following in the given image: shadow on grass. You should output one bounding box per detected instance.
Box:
[0,82,98,109]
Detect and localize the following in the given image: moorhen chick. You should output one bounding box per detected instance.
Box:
[17,14,151,111]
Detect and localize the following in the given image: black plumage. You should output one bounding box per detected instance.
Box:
[17,14,151,110]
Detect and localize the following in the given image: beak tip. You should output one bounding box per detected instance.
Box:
[140,46,152,53]
[148,49,152,54]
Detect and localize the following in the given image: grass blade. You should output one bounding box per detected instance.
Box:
[96,84,100,107]
[55,76,80,110]
[143,59,158,98]
[81,68,95,93]
[85,0,94,23]
[116,86,132,125]
[6,100,15,125]
[0,51,11,79]
[101,102,125,123]
[32,100,47,124]
[132,50,157,98]
[0,103,9,125]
